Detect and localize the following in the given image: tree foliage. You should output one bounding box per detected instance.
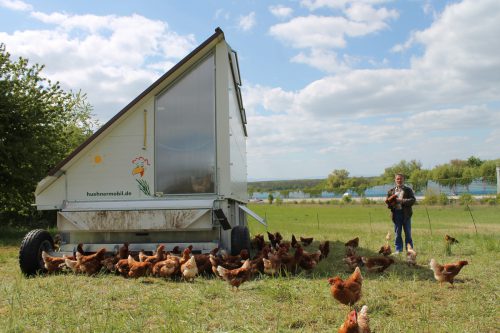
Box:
[381,159,422,183]
[325,169,350,194]
[0,44,98,225]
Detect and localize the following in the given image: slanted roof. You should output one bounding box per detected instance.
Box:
[47,27,227,177]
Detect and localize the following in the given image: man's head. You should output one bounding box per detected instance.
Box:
[395,173,405,187]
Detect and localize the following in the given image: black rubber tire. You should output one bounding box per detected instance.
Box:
[19,229,54,276]
[231,225,250,256]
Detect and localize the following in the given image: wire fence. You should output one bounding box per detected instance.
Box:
[250,176,498,200]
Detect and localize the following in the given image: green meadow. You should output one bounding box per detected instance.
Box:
[0,203,498,332]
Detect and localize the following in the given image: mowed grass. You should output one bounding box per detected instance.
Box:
[0,204,499,332]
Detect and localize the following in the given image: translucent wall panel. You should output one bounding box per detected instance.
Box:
[155,54,215,194]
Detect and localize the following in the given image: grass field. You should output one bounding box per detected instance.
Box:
[0,204,499,332]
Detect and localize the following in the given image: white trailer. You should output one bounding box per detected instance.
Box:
[19,28,264,275]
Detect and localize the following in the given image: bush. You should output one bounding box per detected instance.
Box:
[458,193,474,205]
[268,194,274,204]
[275,197,283,205]
[342,194,352,203]
[422,188,439,205]
[438,193,449,205]
[479,196,497,205]
[360,197,375,205]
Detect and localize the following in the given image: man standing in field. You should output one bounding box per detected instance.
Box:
[386,173,416,254]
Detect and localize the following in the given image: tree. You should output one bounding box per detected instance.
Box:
[345,177,371,197]
[267,193,274,204]
[408,169,430,193]
[431,163,464,194]
[381,160,422,183]
[326,169,350,194]
[479,159,500,184]
[0,44,98,225]
[466,156,483,168]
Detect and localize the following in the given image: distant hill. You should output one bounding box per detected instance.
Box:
[248,179,325,192]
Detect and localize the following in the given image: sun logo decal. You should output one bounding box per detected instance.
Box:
[132,157,151,196]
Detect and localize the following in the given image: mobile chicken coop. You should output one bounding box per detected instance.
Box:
[19,28,265,275]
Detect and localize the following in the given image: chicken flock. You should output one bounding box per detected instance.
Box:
[41,232,468,332]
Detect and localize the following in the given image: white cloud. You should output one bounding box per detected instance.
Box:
[247,0,500,178]
[269,2,398,72]
[344,3,398,23]
[291,49,352,73]
[0,11,196,121]
[300,0,390,11]
[405,105,499,131]
[214,8,230,20]
[265,0,500,118]
[269,5,293,19]
[0,0,32,11]
[238,12,256,31]
[270,15,379,49]
[243,84,295,115]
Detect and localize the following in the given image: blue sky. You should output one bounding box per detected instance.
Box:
[1,0,499,180]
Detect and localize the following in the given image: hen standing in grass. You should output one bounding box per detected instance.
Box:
[328,267,363,306]
[76,248,107,275]
[429,259,468,287]
[445,234,459,244]
[406,243,417,266]
[217,259,252,291]
[338,305,371,333]
[338,309,359,333]
[345,237,359,249]
[181,255,198,282]
[128,255,152,278]
[42,251,71,273]
[361,256,394,273]
[319,240,330,260]
[378,231,392,256]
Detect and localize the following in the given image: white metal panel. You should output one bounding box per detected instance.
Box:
[215,41,231,198]
[66,102,155,201]
[62,199,215,211]
[58,208,212,231]
[35,175,66,209]
[228,67,248,202]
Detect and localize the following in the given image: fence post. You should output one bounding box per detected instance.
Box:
[424,206,433,236]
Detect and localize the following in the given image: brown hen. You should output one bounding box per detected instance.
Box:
[429,259,468,287]
[328,266,363,306]
[217,259,252,290]
[361,256,394,273]
[76,248,106,275]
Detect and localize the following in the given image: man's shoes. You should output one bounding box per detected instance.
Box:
[392,251,401,255]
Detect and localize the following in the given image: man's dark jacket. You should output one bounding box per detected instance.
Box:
[386,186,416,222]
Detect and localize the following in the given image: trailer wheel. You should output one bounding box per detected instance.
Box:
[19,229,54,276]
[231,226,250,256]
